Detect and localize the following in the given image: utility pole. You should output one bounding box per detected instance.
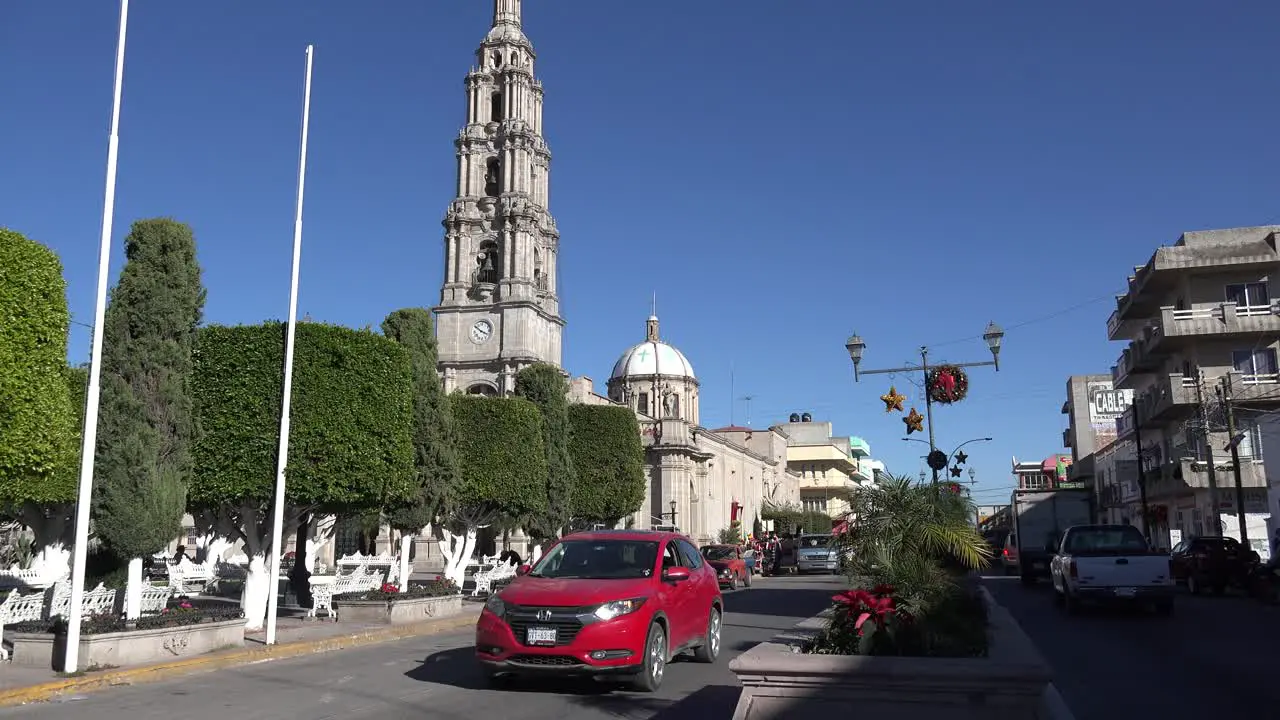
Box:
[1194,372,1224,535]
[1131,403,1152,539]
[1218,375,1250,545]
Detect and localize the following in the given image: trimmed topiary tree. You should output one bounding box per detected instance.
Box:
[93,219,205,616]
[380,308,459,590]
[0,228,79,578]
[445,394,548,584]
[566,404,645,528]
[191,322,415,628]
[514,363,575,547]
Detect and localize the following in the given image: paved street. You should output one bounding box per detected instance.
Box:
[986,575,1280,720]
[0,575,843,720]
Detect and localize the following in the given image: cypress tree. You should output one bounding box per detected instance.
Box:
[514,363,575,539]
[94,218,205,561]
[380,308,459,533]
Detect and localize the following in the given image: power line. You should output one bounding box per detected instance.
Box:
[926,291,1120,350]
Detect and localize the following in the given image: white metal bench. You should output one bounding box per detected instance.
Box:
[472,562,517,597]
[167,560,214,594]
[0,589,49,661]
[0,582,121,660]
[309,565,381,620]
[127,585,174,616]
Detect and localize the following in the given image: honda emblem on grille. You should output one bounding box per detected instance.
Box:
[536,609,553,622]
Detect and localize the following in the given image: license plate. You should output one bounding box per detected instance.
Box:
[1115,587,1136,597]
[1032,562,1045,570]
[526,627,557,645]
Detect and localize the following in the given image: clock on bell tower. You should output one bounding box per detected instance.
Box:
[433,0,564,396]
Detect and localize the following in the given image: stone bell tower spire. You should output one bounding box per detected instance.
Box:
[493,0,522,28]
[433,0,563,397]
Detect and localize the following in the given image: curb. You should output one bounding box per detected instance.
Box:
[0,608,480,707]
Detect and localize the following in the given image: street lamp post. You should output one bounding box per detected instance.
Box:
[847,323,1004,483]
[901,436,993,485]
[667,499,678,528]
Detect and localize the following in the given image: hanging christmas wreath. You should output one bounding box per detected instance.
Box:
[927,365,969,404]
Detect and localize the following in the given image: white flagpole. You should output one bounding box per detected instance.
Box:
[64,0,130,673]
[265,44,315,646]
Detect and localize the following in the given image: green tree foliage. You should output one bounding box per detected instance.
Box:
[835,474,991,614]
[380,308,459,533]
[191,322,415,522]
[513,364,575,538]
[450,395,548,525]
[94,219,206,560]
[566,404,645,526]
[0,229,77,506]
[718,521,744,545]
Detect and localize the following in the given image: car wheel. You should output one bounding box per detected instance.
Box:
[728,574,738,591]
[632,622,667,692]
[692,607,722,663]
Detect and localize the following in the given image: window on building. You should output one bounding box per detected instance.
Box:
[1236,422,1264,459]
[484,158,501,197]
[637,392,649,416]
[490,92,503,122]
[1225,282,1270,311]
[1231,348,1278,381]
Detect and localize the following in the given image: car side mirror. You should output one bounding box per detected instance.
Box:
[517,564,531,576]
[662,566,691,582]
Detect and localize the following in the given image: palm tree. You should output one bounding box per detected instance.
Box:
[835,474,991,614]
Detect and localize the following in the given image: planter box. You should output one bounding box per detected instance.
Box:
[728,588,1069,720]
[336,593,463,625]
[10,619,245,670]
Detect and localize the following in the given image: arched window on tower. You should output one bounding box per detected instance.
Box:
[491,50,503,68]
[484,158,501,197]
[476,240,500,285]
[490,92,503,123]
[533,248,545,290]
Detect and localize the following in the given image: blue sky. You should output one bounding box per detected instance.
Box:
[4,1,1279,504]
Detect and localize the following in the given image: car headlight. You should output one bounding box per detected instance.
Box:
[719,567,731,576]
[593,598,646,621]
[484,595,506,617]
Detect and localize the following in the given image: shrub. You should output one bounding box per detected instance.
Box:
[335,577,460,602]
[566,404,645,526]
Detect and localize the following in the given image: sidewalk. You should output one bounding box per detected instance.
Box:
[0,601,482,707]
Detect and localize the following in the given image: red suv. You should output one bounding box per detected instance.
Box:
[475,530,724,691]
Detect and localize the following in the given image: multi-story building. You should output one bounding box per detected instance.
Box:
[1109,225,1280,546]
[1011,457,1056,490]
[773,415,872,520]
[1062,375,1133,518]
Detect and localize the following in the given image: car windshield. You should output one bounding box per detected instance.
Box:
[701,546,736,561]
[1064,526,1149,555]
[529,539,659,580]
[799,535,832,548]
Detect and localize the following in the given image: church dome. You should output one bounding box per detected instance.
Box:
[609,316,697,382]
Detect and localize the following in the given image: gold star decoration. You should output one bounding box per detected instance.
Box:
[903,408,924,434]
[880,386,906,413]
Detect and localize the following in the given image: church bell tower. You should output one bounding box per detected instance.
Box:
[434,0,564,396]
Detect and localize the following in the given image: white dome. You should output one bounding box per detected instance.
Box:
[610,341,696,381]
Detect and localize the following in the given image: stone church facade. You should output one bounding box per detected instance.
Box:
[194,0,802,570]
[426,0,800,552]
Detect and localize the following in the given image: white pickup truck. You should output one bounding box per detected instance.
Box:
[1048,524,1174,615]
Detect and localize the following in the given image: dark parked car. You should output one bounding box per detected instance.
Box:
[1170,536,1260,594]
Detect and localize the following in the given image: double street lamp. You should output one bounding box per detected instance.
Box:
[846,323,1005,483]
[904,436,991,484]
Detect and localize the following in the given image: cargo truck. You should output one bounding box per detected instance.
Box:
[1001,488,1092,585]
